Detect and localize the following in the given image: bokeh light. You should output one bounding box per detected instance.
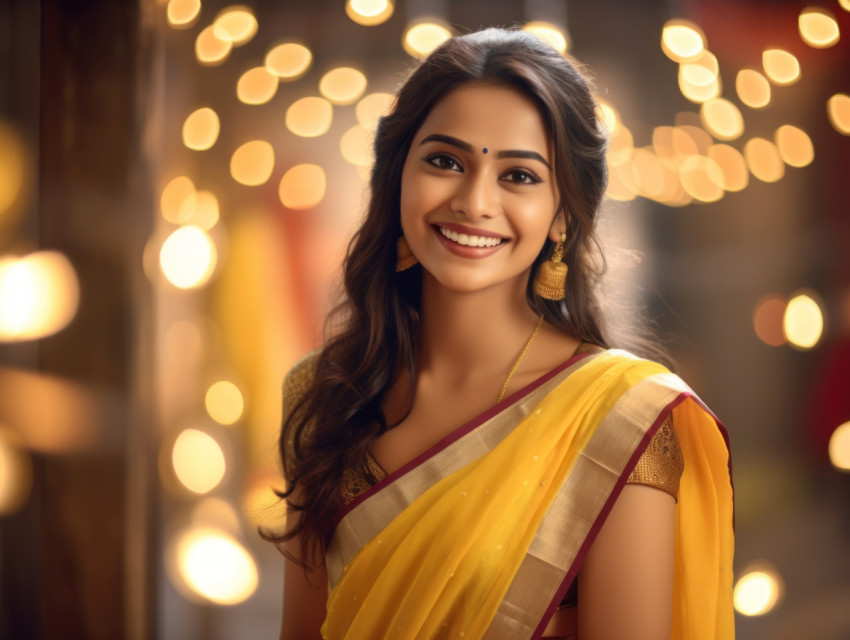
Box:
[762,49,800,86]
[161,175,196,223]
[700,98,744,141]
[829,421,850,471]
[180,189,220,229]
[171,428,226,494]
[195,25,233,66]
[752,294,787,346]
[278,164,327,210]
[345,0,394,27]
[0,251,80,342]
[265,42,312,80]
[523,21,569,53]
[734,563,785,616]
[213,6,257,46]
[319,67,367,105]
[182,107,220,151]
[744,138,785,183]
[678,155,724,203]
[230,140,274,186]
[0,120,27,226]
[783,291,824,349]
[340,124,374,166]
[0,428,33,515]
[176,527,258,604]
[680,50,719,87]
[403,21,451,59]
[167,0,201,28]
[678,72,720,103]
[798,8,840,48]
[661,19,706,62]
[236,66,279,105]
[597,99,621,134]
[164,319,205,365]
[827,93,850,135]
[285,97,333,138]
[774,125,814,168]
[736,69,771,109]
[159,225,217,289]
[356,92,394,130]
[205,380,245,426]
[707,144,749,192]
[242,473,286,529]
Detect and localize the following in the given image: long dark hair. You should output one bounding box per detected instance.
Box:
[270,28,610,566]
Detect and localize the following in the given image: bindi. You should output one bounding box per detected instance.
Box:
[482,147,488,154]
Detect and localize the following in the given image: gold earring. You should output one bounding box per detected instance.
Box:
[396,236,418,271]
[534,233,567,300]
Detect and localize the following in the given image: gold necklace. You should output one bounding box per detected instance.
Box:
[497,315,544,403]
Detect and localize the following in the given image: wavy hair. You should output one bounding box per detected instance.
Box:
[269,27,611,567]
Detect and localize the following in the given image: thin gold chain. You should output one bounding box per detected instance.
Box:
[497,315,544,403]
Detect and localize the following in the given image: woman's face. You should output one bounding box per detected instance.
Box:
[400,81,561,296]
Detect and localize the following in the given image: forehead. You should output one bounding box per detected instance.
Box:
[414,82,550,154]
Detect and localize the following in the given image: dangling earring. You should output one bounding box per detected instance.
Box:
[396,236,418,271]
[534,233,567,300]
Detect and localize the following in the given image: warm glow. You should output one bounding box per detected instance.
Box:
[285,97,333,138]
[0,252,80,342]
[0,121,26,220]
[167,0,201,28]
[265,43,312,80]
[176,528,258,604]
[605,163,638,202]
[205,381,245,426]
[195,25,233,66]
[319,67,368,105]
[0,429,33,515]
[182,107,220,151]
[661,20,706,62]
[827,94,850,135]
[762,49,800,86]
[680,50,719,87]
[734,564,784,616]
[829,422,850,471]
[678,72,720,103]
[700,98,744,141]
[752,294,787,346]
[523,21,569,53]
[736,69,771,109]
[798,8,840,48]
[159,225,217,289]
[744,138,785,183]
[783,292,824,349]
[172,429,226,494]
[179,189,219,229]
[279,164,327,210]
[161,176,195,223]
[230,140,274,186]
[164,320,204,364]
[774,125,814,168]
[597,99,621,134]
[236,66,278,105]
[356,92,394,130]
[678,155,724,203]
[842,0,850,11]
[707,144,749,192]
[607,123,634,166]
[631,148,665,200]
[340,125,374,166]
[242,474,285,529]
[403,22,451,59]
[674,125,712,157]
[345,0,394,26]
[213,6,257,46]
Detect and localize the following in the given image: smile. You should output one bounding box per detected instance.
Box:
[437,225,504,247]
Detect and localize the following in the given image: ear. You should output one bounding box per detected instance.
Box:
[548,210,567,242]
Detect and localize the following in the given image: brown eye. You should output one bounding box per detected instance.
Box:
[503,169,542,184]
[425,153,463,172]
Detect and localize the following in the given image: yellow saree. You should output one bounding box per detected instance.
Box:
[321,349,734,639]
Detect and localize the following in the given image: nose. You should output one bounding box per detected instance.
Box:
[450,170,500,219]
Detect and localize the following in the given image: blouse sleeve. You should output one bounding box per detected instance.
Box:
[281,350,319,485]
[626,414,684,501]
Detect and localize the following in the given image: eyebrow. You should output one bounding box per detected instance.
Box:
[418,133,551,170]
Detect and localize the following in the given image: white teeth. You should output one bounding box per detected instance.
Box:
[438,226,503,247]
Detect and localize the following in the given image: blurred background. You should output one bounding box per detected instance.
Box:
[0,0,848,638]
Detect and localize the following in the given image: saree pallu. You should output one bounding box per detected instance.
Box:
[322,349,735,639]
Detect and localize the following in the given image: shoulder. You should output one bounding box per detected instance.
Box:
[282,349,321,411]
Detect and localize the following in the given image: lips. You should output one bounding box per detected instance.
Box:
[437,225,504,247]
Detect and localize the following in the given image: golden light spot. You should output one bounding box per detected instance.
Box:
[707,144,749,192]
[829,422,850,471]
[0,120,27,222]
[265,42,312,80]
[161,176,196,223]
[661,19,706,62]
[279,164,327,210]
[783,291,824,349]
[762,49,800,86]
[285,97,333,138]
[678,72,720,103]
[195,25,233,66]
[604,163,637,202]
[167,0,201,28]
[841,0,850,11]
[774,125,814,168]
[736,69,771,109]
[213,6,257,46]
[403,22,451,59]
[171,429,226,494]
[176,527,258,604]
[523,21,570,53]
[242,472,286,529]
[229,140,274,186]
[356,92,394,130]
[675,125,712,156]
[798,8,840,49]
[678,155,724,202]
[733,563,784,616]
[744,138,784,182]
[345,0,394,27]
[159,225,217,289]
[164,320,204,364]
[607,123,634,166]
[182,107,220,151]
[236,66,278,105]
[340,125,374,166]
[0,429,33,515]
[0,252,80,342]
[680,50,719,86]
[826,93,850,135]
[752,294,787,346]
[319,67,367,105]
[700,98,744,141]
[179,189,219,229]
[205,380,244,425]
[631,148,665,200]
[596,99,621,134]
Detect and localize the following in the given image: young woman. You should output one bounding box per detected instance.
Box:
[273,28,735,640]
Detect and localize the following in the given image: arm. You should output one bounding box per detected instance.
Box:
[577,484,676,640]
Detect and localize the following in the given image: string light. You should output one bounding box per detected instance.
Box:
[167,0,201,29]
[734,563,785,616]
[236,66,279,105]
[159,225,217,289]
[774,125,814,168]
[319,67,368,105]
[279,164,327,210]
[175,527,258,604]
[403,21,451,58]
[783,291,824,349]
[798,8,840,48]
[195,25,232,66]
[827,94,850,135]
[345,0,394,26]
[182,108,220,151]
[285,97,333,137]
[762,49,801,86]
[523,21,570,53]
[707,144,749,192]
[661,19,706,62]
[171,428,226,493]
[736,69,771,109]
[229,140,275,186]
[700,98,744,141]
[213,6,257,46]
[265,43,312,80]
[829,421,850,471]
[744,138,785,183]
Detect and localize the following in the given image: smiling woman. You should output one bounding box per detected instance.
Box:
[265,27,734,640]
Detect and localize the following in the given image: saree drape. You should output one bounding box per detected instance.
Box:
[321,349,734,639]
